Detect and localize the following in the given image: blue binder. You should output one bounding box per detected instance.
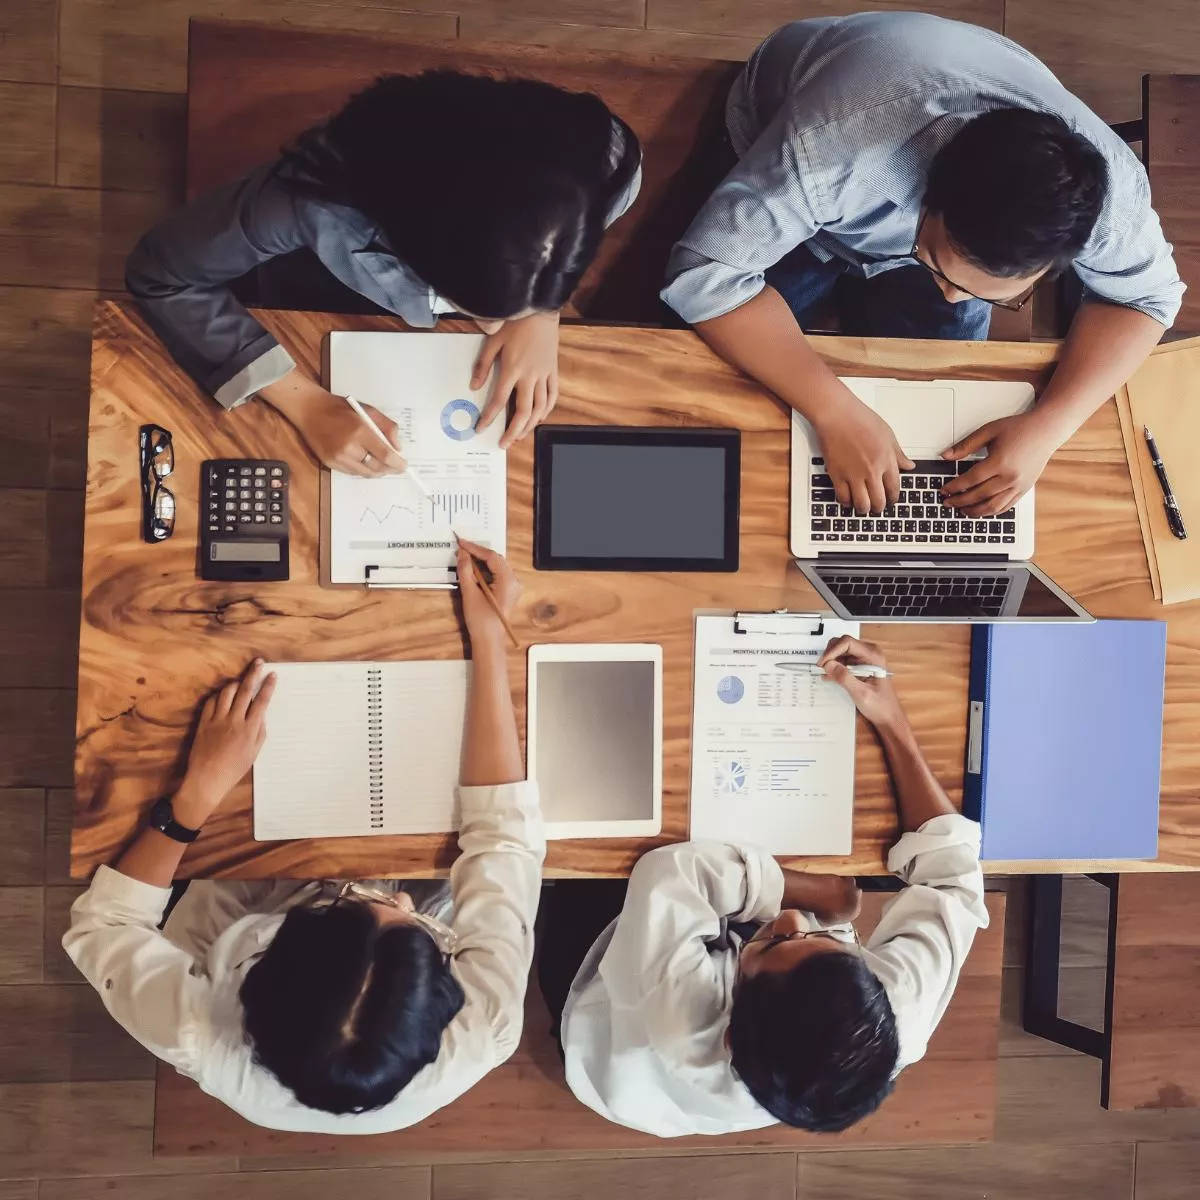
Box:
[965,620,1167,861]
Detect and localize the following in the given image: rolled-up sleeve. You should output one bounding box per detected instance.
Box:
[125,163,306,409]
[62,864,212,1074]
[661,110,823,325]
[446,781,546,1061]
[861,813,989,1069]
[600,841,784,1011]
[1073,156,1184,328]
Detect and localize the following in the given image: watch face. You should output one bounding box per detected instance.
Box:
[149,796,198,842]
[149,797,174,831]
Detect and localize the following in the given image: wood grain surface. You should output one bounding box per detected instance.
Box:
[74,300,1200,880]
[153,893,1004,1157]
[186,19,741,325]
[1104,873,1200,1110]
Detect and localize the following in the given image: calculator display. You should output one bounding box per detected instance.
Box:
[210,541,281,562]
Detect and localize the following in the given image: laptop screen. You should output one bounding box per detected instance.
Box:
[807,564,1083,621]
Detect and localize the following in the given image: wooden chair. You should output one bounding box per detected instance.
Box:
[1022,873,1200,1110]
[154,893,1005,1158]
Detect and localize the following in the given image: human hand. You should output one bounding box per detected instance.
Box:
[780,869,863,924]
[817,635,907,734]
[456,539,521,653]
[173,660,277,828]
[473,311,560,448]
[278,380,406,477]
[939,411,1060,517]
[814,398,914,513]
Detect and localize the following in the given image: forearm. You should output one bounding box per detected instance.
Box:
[1032,302,1165,441]
[876,718,956,833]
[694,287,853,423]
[460,642,523,787]
[779,868,862,922]
[259,366,328,423]
[111,776,213,887]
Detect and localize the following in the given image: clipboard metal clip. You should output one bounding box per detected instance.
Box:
[733,610,825,637]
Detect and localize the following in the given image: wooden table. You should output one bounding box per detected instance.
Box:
[73,299,1200,879]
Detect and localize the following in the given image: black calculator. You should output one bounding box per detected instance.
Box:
[200,460,290,582]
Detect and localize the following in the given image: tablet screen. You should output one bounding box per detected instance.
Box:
[531,657,658,830]
[534,427,740,571]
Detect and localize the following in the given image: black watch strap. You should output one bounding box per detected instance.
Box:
[148,796,201,844]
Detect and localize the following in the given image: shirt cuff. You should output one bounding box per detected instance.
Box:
[737,844,785,924]
[211,342,296,410]
[458,780,546,853]
[77,863,174,923]
[887,813,982,881]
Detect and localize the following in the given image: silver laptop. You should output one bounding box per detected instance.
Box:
[789,377,1092,624]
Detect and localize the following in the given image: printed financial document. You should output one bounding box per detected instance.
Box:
[690,614,861,855]
[328,332,506,585]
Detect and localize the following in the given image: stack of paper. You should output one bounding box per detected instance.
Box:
[1115,336,1200,604]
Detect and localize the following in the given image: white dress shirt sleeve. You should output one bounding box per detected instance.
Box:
[661,109,824,325]
[443,781,546,1062]
[62,864,214,1074]
[599,841,785,1012]
[860,812,989,1069]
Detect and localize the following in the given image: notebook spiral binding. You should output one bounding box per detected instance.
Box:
[367,667,384,830]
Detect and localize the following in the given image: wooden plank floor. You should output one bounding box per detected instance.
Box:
[3,2,1200,1197]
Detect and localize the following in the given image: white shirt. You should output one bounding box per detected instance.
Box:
[63,782,545,1134]
[561,813,988,1137]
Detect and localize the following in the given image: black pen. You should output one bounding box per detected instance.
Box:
[1143,425,1188,541]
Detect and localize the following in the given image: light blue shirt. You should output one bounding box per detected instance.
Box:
[662,13,1183,327]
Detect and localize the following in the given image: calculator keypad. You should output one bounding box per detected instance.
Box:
[205,462,288,534]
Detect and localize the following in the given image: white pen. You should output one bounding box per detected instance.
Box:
[342,393,431,498]
[774,661,893,679]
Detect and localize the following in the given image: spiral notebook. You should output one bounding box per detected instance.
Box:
[253,660,469,840]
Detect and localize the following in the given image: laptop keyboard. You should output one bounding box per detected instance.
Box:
[809,458,1017,545]
[825,572,1010,618]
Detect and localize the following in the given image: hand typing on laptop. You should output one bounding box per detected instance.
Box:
[812,393,915,513]
[939,409,1063,518]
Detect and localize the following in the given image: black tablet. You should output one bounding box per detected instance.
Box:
[534,426,740,572]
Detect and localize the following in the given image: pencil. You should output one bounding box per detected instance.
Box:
[466,555,520,649]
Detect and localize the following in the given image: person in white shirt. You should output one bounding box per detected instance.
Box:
[63,542,542,1134]
[542,633,989,1137]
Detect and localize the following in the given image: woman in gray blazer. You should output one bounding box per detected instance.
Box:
[127,72,642,475]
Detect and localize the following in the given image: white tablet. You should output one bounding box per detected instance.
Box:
[526,643,663,840]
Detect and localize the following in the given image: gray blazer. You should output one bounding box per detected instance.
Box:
[127,155,641,410]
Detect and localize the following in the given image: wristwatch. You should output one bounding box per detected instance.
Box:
[148,796,201,844]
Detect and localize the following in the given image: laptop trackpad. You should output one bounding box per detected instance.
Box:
[871,385,955,452]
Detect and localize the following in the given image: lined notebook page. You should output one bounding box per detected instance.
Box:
[254,663,373,839]
[380,661,470,834]
[253,661,470,840]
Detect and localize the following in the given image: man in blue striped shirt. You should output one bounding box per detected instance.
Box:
[663,13,1183,518]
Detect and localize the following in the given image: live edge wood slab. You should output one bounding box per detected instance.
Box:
[75,300,1200,880]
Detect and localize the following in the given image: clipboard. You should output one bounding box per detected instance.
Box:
[689,611,861,855]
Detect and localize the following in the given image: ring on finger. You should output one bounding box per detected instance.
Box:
[361,451,373,467]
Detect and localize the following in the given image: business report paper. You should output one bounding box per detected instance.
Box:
[328,332,507,585]
[689,614,860,855]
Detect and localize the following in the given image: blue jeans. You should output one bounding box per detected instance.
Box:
[765,244,992,340]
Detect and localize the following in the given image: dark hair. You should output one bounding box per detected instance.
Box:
[728,952,899,1132]
[924,108,1107,278]
[239,901,464,1114]
[280,70,641,318]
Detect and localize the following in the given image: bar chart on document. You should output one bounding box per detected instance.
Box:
[327,332,507,584]
[690,615,859,854]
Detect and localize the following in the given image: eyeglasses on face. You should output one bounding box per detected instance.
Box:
[910,212,1041,312]
[747,925,861,954]
[312,880,459,960]
[139,423,175,543]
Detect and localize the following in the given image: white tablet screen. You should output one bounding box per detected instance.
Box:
[530,657,658,829]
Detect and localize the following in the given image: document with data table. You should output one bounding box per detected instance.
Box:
[328,331,506,586]
[690,614,860,855]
